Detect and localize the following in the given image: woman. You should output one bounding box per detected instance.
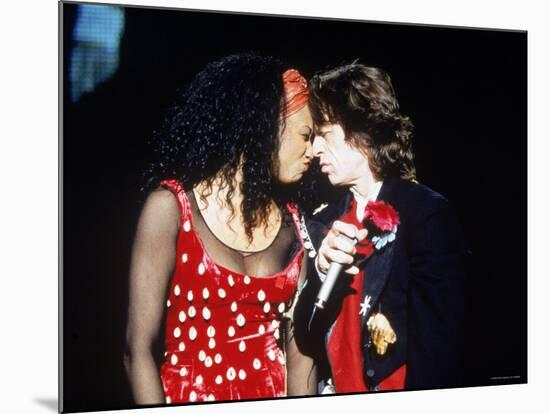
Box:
[123,53,317,405]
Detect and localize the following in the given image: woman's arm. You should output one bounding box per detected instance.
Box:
[285,325,318,395]
[123,189,179,405]
[285,255,318,396]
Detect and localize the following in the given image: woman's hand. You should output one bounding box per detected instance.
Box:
[316,220,368,276]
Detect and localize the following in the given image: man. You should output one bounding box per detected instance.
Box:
[294,63,469,393]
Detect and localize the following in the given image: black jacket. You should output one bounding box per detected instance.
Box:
[294,177,469,391]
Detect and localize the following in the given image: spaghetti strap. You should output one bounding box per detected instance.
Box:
[160,179,190,227]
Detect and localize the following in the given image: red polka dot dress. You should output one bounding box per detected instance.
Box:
[159,180,303,403]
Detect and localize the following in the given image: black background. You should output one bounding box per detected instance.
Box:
[62,2,527,412]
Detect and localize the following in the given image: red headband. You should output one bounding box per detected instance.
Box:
[282,69,308,119]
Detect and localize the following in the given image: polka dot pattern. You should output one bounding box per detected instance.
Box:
[183,220,191,232]
[253,358,261,370]
[178,310,186,323]
[159,180,303,403]
[171,354,178,365]
[258,290,266,301]
[227,367,236,381]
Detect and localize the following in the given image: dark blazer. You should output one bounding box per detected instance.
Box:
[294,177,469,391]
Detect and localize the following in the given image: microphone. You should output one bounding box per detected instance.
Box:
[314,234,357,309]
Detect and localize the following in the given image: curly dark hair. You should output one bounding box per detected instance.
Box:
[143,52,298,241]
[309,62,416,181]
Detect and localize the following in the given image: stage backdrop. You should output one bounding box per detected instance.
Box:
[61,1,527,412]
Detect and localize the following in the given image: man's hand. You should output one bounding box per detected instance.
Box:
[316,220,368,276]
[367,313,397,355]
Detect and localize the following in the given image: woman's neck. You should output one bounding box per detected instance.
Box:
[193,168,281,251]
[194,168,244,210]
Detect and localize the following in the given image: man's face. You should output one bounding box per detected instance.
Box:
[312,123,370,187]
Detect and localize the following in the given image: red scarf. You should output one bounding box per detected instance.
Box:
[326,198,406,392]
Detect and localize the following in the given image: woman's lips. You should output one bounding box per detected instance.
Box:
[320,162,331,173]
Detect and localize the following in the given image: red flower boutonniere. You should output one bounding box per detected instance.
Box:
[361,201,400,252]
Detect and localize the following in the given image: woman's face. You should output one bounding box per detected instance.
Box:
[274,105,314,184]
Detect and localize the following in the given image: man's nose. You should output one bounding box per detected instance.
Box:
[312,135,324,157]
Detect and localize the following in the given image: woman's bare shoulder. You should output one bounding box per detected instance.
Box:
[140,187,180,229]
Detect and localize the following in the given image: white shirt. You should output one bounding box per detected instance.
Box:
[350,181,383,222]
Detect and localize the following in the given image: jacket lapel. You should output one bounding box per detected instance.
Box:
[306,191,353,250]
[359,242,396,328]
[359,177,400,329]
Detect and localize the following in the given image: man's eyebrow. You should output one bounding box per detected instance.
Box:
[313,124,330,135]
